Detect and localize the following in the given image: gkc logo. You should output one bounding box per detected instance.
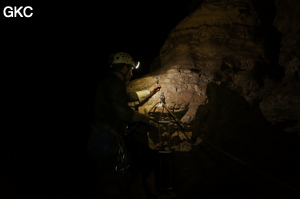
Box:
[3,6,33,18]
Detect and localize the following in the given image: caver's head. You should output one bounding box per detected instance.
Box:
[109,52,140,82]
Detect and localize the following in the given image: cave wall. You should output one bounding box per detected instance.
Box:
[126,0,299,196]
[128,0,300,136]
[262,0,300,131]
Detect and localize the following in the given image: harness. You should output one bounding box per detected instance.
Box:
[92,122,130,173]
[115,138,130,173]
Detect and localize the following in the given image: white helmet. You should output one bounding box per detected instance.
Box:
[111,52,140,69]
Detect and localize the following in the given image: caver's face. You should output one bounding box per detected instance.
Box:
[123,66,133,83]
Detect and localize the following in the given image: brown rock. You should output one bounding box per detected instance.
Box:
[128,0,300,152]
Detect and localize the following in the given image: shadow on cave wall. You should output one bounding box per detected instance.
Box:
[173,82,299,199]
[123,83,296,199]
[193,82,275,154]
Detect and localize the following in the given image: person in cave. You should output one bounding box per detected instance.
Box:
[87,52,161,199]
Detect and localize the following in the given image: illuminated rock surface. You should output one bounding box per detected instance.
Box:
[127,0,299,198]
[128,0,300,141]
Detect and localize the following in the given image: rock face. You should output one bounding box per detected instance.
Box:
[128,0,300,142]
[262,0,300,131]
[126,0,299,197]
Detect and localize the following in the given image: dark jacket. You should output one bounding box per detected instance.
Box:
[93,72,149,136]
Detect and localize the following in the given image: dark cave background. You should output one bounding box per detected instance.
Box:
[1,0,299,198]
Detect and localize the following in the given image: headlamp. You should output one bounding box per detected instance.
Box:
[135,61,140,69]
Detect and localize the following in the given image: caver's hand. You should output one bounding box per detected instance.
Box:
[149,84,161,96]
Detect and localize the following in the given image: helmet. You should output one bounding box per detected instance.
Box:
[110,52,140,69]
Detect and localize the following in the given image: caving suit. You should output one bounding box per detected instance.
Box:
[87,72,150,199]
